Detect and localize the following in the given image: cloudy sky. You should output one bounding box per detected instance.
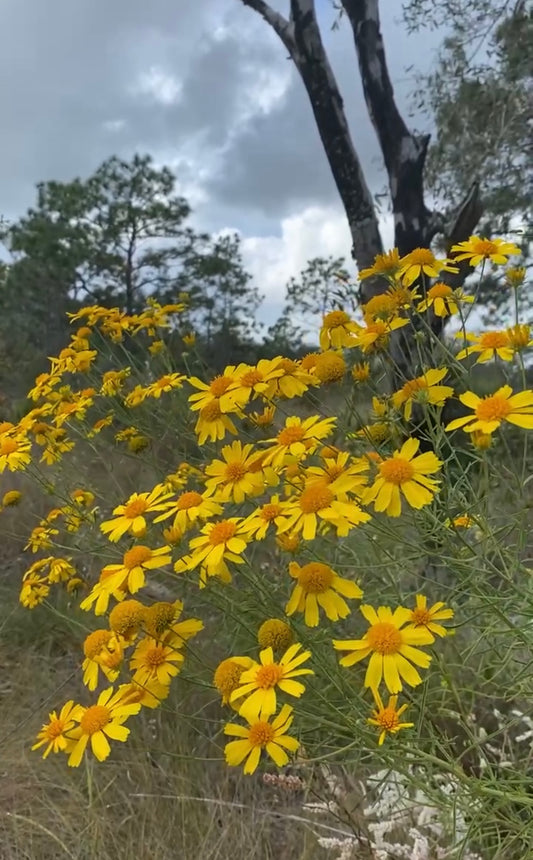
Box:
[0,0,441,321]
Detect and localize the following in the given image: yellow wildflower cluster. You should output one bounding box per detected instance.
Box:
[2,236,531,773]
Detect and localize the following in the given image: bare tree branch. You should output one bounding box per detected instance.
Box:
[340,0,434,254]
[239,0,384,281]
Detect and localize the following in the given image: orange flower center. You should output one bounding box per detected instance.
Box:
[214,659,247,697]
[379,456,414,485]
[144,644,167,667]
[177,491,203,510]
[80,704,111,735]
[45,718,66,739]
[124,498,148,518]
[323,310,351,328]
[428,282,452,299]
[240,370,263,387]
[123,545,153,568]
[406,248,435,266]
[208,521,236,545]
[315,353,346,382]
[277,425,305,446]
[299,485,334,513]
[0,438,18,455]
[255,663,284,689]
[278,359,297,373]
[401,378,427,398]
[200,401,222,421]
[209,376,233,396]
[410,607,431,626]
[297,562,334,593]
[248,721,275,747]
[367,622,403,654]
[475,395,511,423]
[479,332,508,349]
[363,295,396,321]
[83,629,113,659]
[372,249,401,276]
[225,461,247,481]
[471,239,497,256]
[261,503,282,521]
[155,375,171,388]
[376,706,400,731]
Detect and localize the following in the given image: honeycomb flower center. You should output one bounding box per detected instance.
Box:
[201,401,222,421]
[476,395,511,423]
[298,562,334,593]
[411,607,431,626]
[324,310,351,328]
[277,426,305,446]
[363,295,396,321]
[258,619,293,650]
[261,503,282,521]
[428,283,452,299]
[471,239,497,256]
[379,457,414,484]
[255,663,284,689]
[209,376,233,397]
[124,498,148,518]
[367,622,403,654]
[208,521,236,545]
[124,545,153,569]
[1,438,18,455]
[83,629,113,659]
[376,706,400,731]
[214,660,247,697]
[80,704,111,735]
[225,461,247,481]
[45,718,66,739]
[315,353,346,382]
[248,721,275,747]
[299,485,334,513]
[109,600,145,635]
[144,645,167,667]
[177,491,203,510]
[479,332,508,349]
[144,602,177,637]
[240,370,263,387]
[407,248,435,266]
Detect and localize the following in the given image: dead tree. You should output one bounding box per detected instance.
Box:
[238,0,481,309]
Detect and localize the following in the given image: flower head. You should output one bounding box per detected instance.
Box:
[407,594,454,638]
[367,689,413,745]
[231,643,313,720]
[286,561,363,627]
[32,700,82,758]
[363,438,442,517]
[451,235,521,267]
[446,386,533,435]
[67,687,141,767]
[224,704,299,775]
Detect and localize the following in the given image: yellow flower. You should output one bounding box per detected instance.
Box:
[276,532,301,554]
[448,514,475,529]
[2,489,22,507]
[407,594,454,638]
[367,690,413,745]
[224,704,299,774]
[204,441,264,503]
[232,359,284,400]
[100,369,131,396]
[82,545,172,614]
[313,351,346,384]
[242,495,292,540]
[257,619,293,652]
[182,332,196,347]
[353,317,409,354]
[214,657,255,707]
[184,518,248,575]
[142,373,186,398]
[305,451,369,497]
[248,406,276,427]
[417,282,473,317]
[82,629,124,691]
[142,600,203,644]
[100,486,175,542]
[32,700,82,759]
[262,415,336,469]
[398,248,458,286]
[319,310,359,350]
[505,266,526,288]
[0,434,31,473]
[333,604,434,693]
[281,482,370,540]
[109,599,146,643]
[506,324,532,353]
[363,438,442,517]
[188,368,247,414]
[392,368,454,420]
[455,330,513,363]
[362,293,398,323]
[351,362,370,383]
[231,643,313,721]
[67,687,141,767]
[194,400,239,445]
[446,385,533,434]
[155,490,222,532]
[263,358,315,400]
[451,235,521,267]
[286,561,363,627]
[358,248,402,281]
[130,633,184,687]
